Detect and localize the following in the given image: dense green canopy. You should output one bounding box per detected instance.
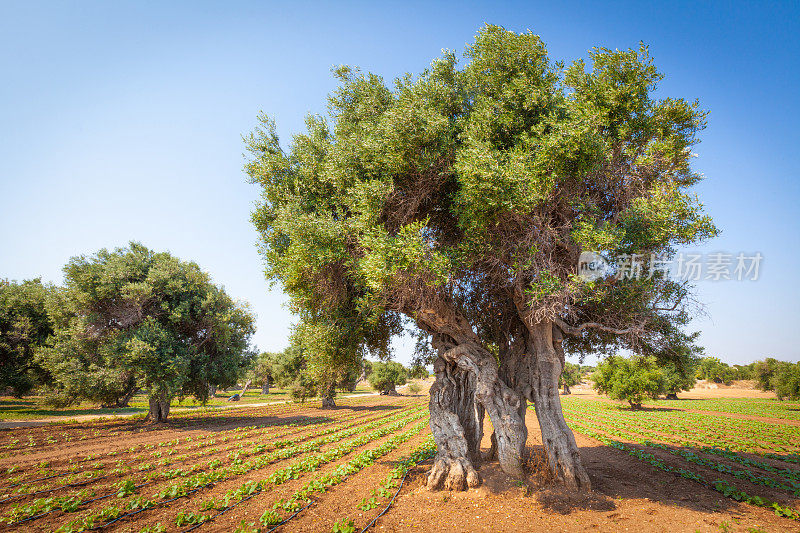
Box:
[592,355,665,408]
[38,242,255,416]
[0,278,53,397]
[368,361,407,394]
[246,24,716,371]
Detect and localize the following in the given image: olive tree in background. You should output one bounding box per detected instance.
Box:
[592,356,665,409]
[38,242,255,421]
[756,358,800,400]
[246,25,715,490]
[0,279,53,397]
[368,361,407,395]
[559,362,582,395]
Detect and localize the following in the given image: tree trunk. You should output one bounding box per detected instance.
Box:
[524,322,591,491]
[116,384,138,407]
[562,383,571,395]
[427,355,482,491]
[380,385,398,396]
[261,382,269,395]
[427,336,526,490]
[147,392,171,422]
[665,392,678,400]
[321,383,336,408]
[240,379,252,398]
[209,384,217,398]
[321,395,336,408]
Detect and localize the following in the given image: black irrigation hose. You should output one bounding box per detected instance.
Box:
[181,490,260,532]
[91,481,213,530]
[360,450,436,533]
[266,500,314,533]
[359,470,409,533]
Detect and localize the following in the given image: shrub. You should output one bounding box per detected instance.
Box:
[289,374,317,403]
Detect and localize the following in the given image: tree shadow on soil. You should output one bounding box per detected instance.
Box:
[342,404,404,412]
[166,414,337,432]
[433,442,766,517]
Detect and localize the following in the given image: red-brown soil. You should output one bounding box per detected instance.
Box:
[0,390,797,533]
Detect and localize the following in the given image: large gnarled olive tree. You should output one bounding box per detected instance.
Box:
[247,25,715,490]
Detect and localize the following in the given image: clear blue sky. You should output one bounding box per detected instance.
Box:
[1,1,798,365]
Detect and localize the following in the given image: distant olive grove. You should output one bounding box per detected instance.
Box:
[589,354,800,408]
[0,243,430,420]
[244,347,427,403]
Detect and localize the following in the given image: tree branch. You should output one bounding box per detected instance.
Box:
[553,316,644,337]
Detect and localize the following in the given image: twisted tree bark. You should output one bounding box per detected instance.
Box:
[525,322,591,490]
[427,355,482,490]
[427,336,526,489]
[417,306,588,491]
[146,392,171,422]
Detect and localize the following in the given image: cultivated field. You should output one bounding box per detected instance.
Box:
[1,386,798,532]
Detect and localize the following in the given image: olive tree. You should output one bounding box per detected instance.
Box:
[592,356,665,409]
[368,361,407,395]
[38,243,255,421]
[559,362,582,395]
[756,359,800,400]
[661,361,697,399]
[0,279,53,397]
[696,357,735,385]
[253,352,275,394]
[246,25,715,490]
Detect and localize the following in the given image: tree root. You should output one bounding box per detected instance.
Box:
[427,456,480,491]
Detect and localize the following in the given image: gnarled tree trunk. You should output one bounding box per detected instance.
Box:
[417,308,588,492]
[117,384,138,407]
[147,392,171,422]
[524,322,590,490]
[427,354,482,490]
[562,383,571,395]
[321,383,336,408]
[427,335,526,490]
[262,381,270,395]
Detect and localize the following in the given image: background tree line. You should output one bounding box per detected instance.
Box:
[242,345,428,402]
[1,243,429,421]
[588,354,800,408]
